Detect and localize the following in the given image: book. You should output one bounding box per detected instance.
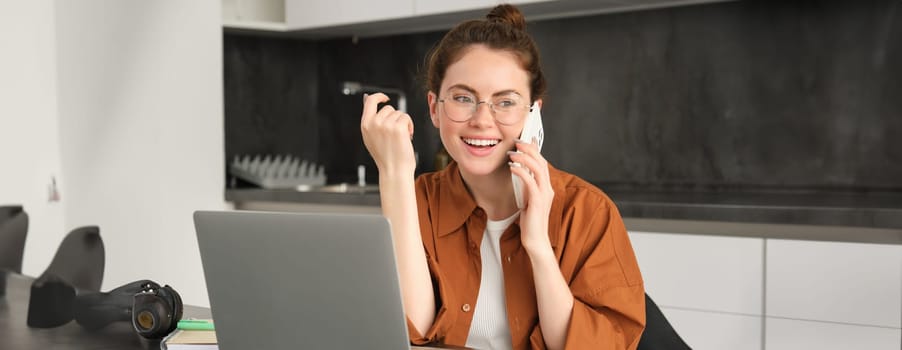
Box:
[161,328,218,350]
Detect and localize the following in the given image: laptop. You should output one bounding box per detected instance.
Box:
[194,210,465,350]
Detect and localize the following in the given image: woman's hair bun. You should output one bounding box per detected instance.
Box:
[485,4,527,31]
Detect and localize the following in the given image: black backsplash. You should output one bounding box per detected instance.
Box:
[224,0,902,191]
[223,35,319,167]
[314,32,445,184]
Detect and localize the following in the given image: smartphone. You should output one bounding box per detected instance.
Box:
[512,102,544,209]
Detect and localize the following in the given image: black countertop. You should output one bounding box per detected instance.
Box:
[225,187,902,243]
[227,188,382,207]
[604,189,902,230]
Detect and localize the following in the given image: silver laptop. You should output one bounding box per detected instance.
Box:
[194,210,462,350]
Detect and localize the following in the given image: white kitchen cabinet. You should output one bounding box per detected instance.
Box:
[280,0,555,29]
[223,0,283,22]
[628,231,764,315]
[226,0,739,36]
[224,0,416,31]
[766,239,902,328]
[660,307,762,350]
[414,0,553,16]
[285,0,414,30]
[222,0,288,31]
[766,317,901,350]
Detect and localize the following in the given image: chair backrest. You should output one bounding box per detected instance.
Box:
[637,293,692,350]
[41,226,105,292]
[0,205,29,273]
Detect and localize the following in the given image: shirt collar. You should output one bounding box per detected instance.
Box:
[436,161,478,237]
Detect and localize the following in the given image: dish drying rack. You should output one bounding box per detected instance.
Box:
[230,154,326,189]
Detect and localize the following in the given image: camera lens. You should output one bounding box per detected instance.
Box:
[132,285,182,339]
[135,310,156,330]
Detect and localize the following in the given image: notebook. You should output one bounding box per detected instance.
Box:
[161,328,217,350]
[193,210,464,350]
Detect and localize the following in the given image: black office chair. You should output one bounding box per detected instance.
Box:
[0,205,29,274]
[27,226,105,328]
[637,293,692,350]
[39,226,105,291]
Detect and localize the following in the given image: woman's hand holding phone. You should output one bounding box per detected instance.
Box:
[360,93,417,176]
[509,138,555,256]
[509,102,553,255]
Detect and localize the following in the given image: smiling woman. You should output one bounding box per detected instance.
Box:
[360,4,646,350]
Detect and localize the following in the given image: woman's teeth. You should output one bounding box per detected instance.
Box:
[463,138,500,147]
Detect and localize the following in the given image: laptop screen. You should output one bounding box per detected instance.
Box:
[194,210,411,350]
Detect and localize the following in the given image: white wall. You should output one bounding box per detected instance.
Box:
[0,0,67,275]
[54,0,226,307]
[1,0,224,307]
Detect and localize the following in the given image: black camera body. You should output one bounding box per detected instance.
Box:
[28,275,183,339]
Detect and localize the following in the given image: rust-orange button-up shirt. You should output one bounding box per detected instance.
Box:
[407,162,646,349]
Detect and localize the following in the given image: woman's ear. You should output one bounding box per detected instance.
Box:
[536,98,543,110]
[427,91,440,128]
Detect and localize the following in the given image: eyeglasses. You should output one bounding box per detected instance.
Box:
[438,90,531,126]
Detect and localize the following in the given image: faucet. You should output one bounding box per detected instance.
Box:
[341,81,407,112]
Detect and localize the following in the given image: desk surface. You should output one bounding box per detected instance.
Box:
[1,272,211,350]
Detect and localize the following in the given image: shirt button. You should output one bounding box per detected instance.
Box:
[506,256,512,263]
[462,303,471,312]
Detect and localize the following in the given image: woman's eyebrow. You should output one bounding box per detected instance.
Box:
[491,89,522,97]
[446,84,476,94]
[447,84,523,97]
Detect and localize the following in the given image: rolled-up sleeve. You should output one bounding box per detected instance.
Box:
[406,253,456,344]
[562,285,646,349]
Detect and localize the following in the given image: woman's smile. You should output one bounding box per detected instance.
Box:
[461,136,502,156]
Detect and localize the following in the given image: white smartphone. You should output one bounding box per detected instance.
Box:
[512,102,544,209]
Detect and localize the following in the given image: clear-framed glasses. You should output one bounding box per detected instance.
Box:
[438,89,531,126]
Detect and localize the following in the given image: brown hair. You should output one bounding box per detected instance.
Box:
[425,4,546,102]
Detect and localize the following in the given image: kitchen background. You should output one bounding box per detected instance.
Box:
[2,1,899,349]
[225,0,901,192]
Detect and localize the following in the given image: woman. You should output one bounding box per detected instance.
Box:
[360,4,645,350]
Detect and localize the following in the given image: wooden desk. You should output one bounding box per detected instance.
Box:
[0,271,211,350]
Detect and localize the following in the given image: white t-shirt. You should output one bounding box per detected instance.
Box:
[465,212,519,350]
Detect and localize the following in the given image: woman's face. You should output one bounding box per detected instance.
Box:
[428,45,538,179]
